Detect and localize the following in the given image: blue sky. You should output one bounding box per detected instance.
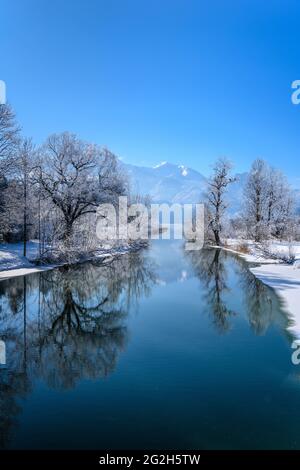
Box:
[1,0,300,183]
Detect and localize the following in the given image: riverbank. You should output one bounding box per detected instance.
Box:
[0,240,147,280]
[220,239,300,339]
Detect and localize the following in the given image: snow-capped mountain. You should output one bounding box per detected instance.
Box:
[123,161,208,204]
[122,161,250,215]
[124,161,300,217]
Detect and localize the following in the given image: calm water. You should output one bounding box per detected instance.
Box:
[0,240,299,449]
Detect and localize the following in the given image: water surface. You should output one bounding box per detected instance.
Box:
[0,241,299,449]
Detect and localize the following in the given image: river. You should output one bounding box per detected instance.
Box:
[0,240,298,449]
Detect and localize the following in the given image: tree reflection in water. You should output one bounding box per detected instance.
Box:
[187,248,236,333]
[230,253,287,335]
[187,247,286,336]
[0,250,156,448]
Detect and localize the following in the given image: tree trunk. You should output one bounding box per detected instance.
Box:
[23,173,27,257]
[213,229,221,246]
[64,219,73,241]
[255,190,261,243]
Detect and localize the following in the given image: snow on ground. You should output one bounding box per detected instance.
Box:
[224,238,300,339]
[0,240,42,279]
[224,238,300,263]
[0,240,40,261]
[0,250,32,271]
[0,265,54,280]
[0,240,146,280]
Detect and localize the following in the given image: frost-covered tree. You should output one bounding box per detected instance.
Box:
[14,139,36,256]
[1,138,38,248]
[206,158,236,246]
[0,104,19,176]
[244,159,294,241]
[36,133,127,242]
[268,168,294,239]
[244,159,268,242]
[0,104,20,237]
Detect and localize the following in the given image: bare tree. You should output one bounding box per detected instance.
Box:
[36,133,127,242]
[15,139,36,256]
[206,158,236,246]
[0,104,20,237]
[0,104,20,176]
[244,159,268,242]
[267,168,294,239]
[244,160,294,242]
[1,139,37,251]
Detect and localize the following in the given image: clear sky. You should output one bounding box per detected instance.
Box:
[1,0,300,182]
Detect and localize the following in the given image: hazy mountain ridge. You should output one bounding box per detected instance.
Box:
[122,161,300,216]
[123,161,248,215]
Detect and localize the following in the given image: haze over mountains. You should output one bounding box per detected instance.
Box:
[123,161,248,215]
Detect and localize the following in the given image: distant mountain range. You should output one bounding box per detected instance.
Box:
[122,161,249,215]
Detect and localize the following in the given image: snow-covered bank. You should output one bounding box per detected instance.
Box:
[0,240,147,280]
[0,245,35,276]
[0,240,50,278]
[0,265,54,280]
[224,238,300,263]
[222,238,300,339]
[249,263,300,339]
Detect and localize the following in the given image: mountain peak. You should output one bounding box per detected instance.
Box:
[153,161,168,169]
[178,165,188,176]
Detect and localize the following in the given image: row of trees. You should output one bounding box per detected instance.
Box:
[0,103,128,260]
[0,101,297,255]
[206,158,296,245]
